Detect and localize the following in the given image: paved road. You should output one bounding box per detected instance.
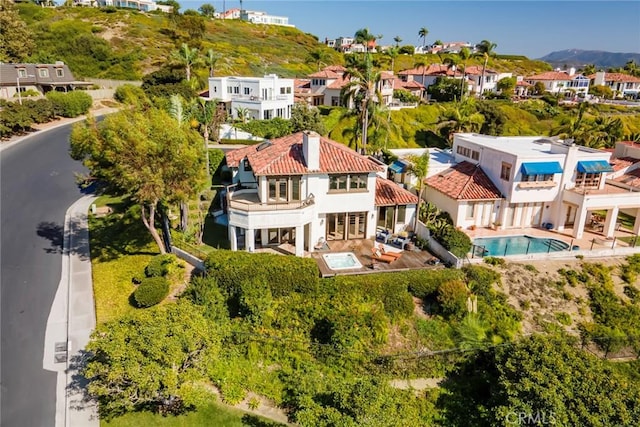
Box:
[1,124,87,427]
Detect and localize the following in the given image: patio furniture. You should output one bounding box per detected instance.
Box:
[376,229,390,244]
[371,247,401,263]
[373,246,402,260]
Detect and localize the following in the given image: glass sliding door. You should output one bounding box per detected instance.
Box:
[327,212,366,240]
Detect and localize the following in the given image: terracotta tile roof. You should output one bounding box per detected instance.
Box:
[398,64,455,77]
[393,79,425,90]
[327,76,349,89]
[380,71,395,79]
[516,80,533,86]
[463,65,497,75]
[324,65,347,72]
[426,161,502,200]
[294,79,311,91]
[375,178,419,206]
[610,156,639,171]
[225,132,383,175]
[587,73,640,83]
[525,71,573,81]
[612,167,640,188]
[308,70,341,79]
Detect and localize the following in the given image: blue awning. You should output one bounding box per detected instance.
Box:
[576,160,614,173]
[520,162,563,175]
[389,160,408,174]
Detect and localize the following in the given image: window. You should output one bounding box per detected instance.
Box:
[268,177,301,202]
[522,173,553,182]
[243,159,252,171]
[465,203,475,219]
[330,174,368,192]
[349,174,368,190]
[17,69,27,78]
[575,172,601,188]
[500,162,512,181]
[56,68,64,77]
[233,86,240,94]
[244,87,250,95]
[227,87,233,94]
[213,87,217,93]
[329,175,348,191]
[397,205,406,223]
[38,69,49,78]
[456,145,479,161]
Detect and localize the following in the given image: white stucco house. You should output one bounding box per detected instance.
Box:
[206,74,294,121]
[588,72,640,97]
[223,131,418,256]
[525,69,590,95]
[424,134,640,239]
[240,10,294,27]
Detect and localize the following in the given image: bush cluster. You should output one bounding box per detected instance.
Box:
[208,149,225,177]
[46,91,93,118]
[436,227,472,258]
[114,84,150,108]
[204,250,319,299]
[133,276,170,307]
[145,254,177,278]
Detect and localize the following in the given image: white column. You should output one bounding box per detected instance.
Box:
[603,207,619,238]
[246,228,255,252]
[295,225,304,257]
[633,208,640,235]
[556,203,566,231]
[573,204,588,239]
[229,225,238,251]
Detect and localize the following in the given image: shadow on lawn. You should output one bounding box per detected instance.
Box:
[241,414,286,427]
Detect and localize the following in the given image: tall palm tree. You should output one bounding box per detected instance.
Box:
[458,47,471,99]
[205,49,221,77]
[306,48,331,71]
[474,40,497,96]
[385,47,399,72]
[354,28,378,53]
[171,43,202,82]
[407,150,430,231]
[235,107,249,123]
[418,27,429,48]
[581,63,597,76]
[189,98,222,179]
[393,35,402,47]
[340,54,383,154]
[413,56,428,88]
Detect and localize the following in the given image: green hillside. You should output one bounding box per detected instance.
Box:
[17,3,342,81]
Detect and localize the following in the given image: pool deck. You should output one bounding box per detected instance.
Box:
[310,239,441,278]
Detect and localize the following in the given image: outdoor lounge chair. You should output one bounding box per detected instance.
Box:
[371,247,402,263]
[374,245,402,260]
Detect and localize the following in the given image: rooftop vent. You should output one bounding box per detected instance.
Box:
[256,140,272,151]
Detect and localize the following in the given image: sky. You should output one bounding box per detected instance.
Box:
[178,0,640,59]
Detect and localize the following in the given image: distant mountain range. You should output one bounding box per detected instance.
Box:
[538,49,640,69]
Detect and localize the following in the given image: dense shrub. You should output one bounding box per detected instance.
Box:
[393,89,420,103]
[0,102,33,137]
[219,138,262,145]
[46,90,93,117]
[114,84,149,108]
[236,117,292,139]
[144,254,177,277]
[484,257,506,267]
[462,265,501,294]
[208,148,225,177]
[204,250,319,299]
[438,227,472,257]
[133,276,170,307]
[437,280,469,318]
[407,269,465,299]
[333,274,415,320]
[23,98,56,123]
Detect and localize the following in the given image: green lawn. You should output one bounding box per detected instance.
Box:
[619,236,640,247]
[101,402,285,427]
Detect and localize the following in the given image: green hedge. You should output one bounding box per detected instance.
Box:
[133,276,170,307]
[438,227,472,258]
[46,90,93,117]
[204,250,319,298]
[144,254,177,277]
[219,138,262,145]
[208,148,225,177]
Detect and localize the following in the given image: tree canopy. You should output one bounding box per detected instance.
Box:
[70,108,207,253]
[0,0,35,62]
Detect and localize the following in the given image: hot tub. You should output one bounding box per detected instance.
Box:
[322,252,363,270]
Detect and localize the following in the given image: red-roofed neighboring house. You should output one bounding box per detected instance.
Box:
[424,161,502,229]
[525,70,590,94]
[223,131,417,255]
[589,71,640,96]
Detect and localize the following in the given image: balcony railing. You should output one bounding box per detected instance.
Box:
[230,94,291,102]
[517,181,556,189]
[227,188,315,212]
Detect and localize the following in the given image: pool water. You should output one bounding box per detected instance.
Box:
[473,235,570,257]
[322,252,363,270]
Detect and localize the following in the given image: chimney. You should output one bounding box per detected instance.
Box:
[594,71,606,86]
[569,67,576,76]
[302,131,320,170]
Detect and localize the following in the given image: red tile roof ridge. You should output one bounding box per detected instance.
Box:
[375,177,419,206]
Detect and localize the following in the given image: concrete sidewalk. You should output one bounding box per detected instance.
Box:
[43,195,99,427]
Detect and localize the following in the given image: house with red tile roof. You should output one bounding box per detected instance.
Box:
[589,72,640,97]
[224,131,418,255]
[525,69,590,95]
[431,134,640,240]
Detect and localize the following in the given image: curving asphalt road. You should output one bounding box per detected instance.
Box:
[1,124,87,427]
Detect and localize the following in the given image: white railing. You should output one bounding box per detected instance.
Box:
[227,188,315,212]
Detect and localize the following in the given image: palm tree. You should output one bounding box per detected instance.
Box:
[340,54,383,154]
[581,63,597,76]
[393,35,402,47]
[458,47,471,99]
[205,49,221,77]
[306,48,331,71]
[171,43,202,82]
[413,56,428,89]
[437,99,485,143]
[385,47,399,73]
[407,150,430,231]
[189,98,223,180]
[475,40,497,96]
[418,27,429,48]
[354,28,378,53]
[235,107,249,123]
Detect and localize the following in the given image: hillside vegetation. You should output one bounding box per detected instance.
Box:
[16,3,552,83]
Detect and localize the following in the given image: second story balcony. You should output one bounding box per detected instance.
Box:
[226,187,315,229]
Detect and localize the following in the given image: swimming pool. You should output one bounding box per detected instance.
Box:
[473,235,570,257]
[322,252,363,270]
